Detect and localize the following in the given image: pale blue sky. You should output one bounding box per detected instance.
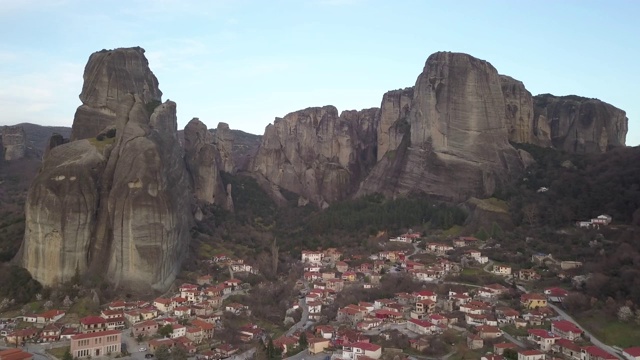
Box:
[1,0,638,144]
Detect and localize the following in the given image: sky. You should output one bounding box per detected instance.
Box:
[0,0,638,144]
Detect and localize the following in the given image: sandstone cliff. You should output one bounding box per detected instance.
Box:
[500,76,551,146]
[250,106,378,208]
[19,47,192,291]
[71,47,162,141]
[533,94,628,153]
[1,126,27,161]
[184,118,226,206]
[377,88,413,161]
[359,52,526,201]
[214,122,236,174]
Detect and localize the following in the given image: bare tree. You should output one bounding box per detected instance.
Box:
[522,204,539,226]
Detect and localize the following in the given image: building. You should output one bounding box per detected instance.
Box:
[71,330,121,358]
[520,293,547,309]
[467,335,484,350]
[477,325,502,339]
[581,346,617,360]
[517,350,545,360]
[308,338,331,354]
[551,321,583,341]
[544,288,569,303]
[493,265,512,276]
[624,347,640,360]
[407,319,437,335]
[302,251,324,264]
[527,329,559,351]
[133,320,159,337]
[342,342,382,360]
[0,349,33,360]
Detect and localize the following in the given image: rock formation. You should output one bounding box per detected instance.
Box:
[43,133,69,160]
[214,122,236,174]
[377,88,413,161]
[183,118,226,206]
[71,47,162,141]
[1,126,26,161]
[500,76,551,146]
[533,94,628,153]
[18,47,192,291]
[250,106,378,207]
[359,52,526,201]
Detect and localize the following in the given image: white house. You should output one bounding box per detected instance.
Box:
[342,342,382,360]
[302,251,324,264]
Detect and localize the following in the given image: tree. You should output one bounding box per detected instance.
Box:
[522,204,539,226]
[503,348,518,360]
[618,306,633,321]
[62,349,73,360]
[298,332,308,348]
[155,345,170,360]
[171,346,188,360]
[158,324,173,338]
[137,334,143,344]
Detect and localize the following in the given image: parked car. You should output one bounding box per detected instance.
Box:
[145,354,154,358]
[139,347,147,352]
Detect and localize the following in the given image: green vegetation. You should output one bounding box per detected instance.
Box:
[576,311,640,347]
[88,136,116,151]
[46,346,70,359]
[0,265,42,304]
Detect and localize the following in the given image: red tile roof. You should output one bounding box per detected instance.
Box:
[552,320,582,334]
[348,342,381,352]
[80,316,107,326]
[71,329,120,340]
[625,347,640,357]
[582,346,617,360]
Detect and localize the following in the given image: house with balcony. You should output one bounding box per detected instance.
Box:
[342,342,382,360]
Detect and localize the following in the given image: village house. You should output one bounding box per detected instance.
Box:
[315,325,335,339]
[171,325,187,339]
[154,298,173,313]
[39,324,62,343]
[308,337,331,354]
[342,342,382,360]
[230,261,257,274]
[465,313,488,326]
[35,310,66,324]
[302,251,324,264]
[560,261,583,270]
[477,325,502,339]
[407,319,438,335]
[0,349,33,360]
[494,342,519,355]
[516,269,541,281]
[336,261,349,273]
[465,250,489,264]
[133,320,159,337]
[70,330,121,358]
[60,328,79,340]
[528,329,560,351]
[100,310,125,330]
[304,264,321,273]
[239,324,263,342]
[552,339,582,360]
[477,284,509,299]
[544,287,569,303]
[426,243,454,255]
[149,338,175,352]
[551,320,583,341]
[342,271,357,282]
[581,346,617,360]
[6,328,39,345]
[492,265,512,276]
[79,316,107,333]
[467,335,484,350]
[324,248,343,262]
[623,347,640,360]
[196,274,213,286]
[520,293,547,309]
[518,350,545,360]
[410,338,431,352]
[454,236,479,248]
[357,319,382,331]
[413,299,436,317]
[224,303,249,315]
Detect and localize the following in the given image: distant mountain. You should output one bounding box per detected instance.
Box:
[15,123,72,159]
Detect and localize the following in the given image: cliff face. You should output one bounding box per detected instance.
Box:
[71,47,162,141]
[359,52,526,201]
[377,88,414,161]
[1,126,27,161]
[250,106,378,207]
[533,94,628,153]
[500,75,551,146]
[19,48,192,291]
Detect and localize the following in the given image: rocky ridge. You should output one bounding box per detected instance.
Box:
[18,47,192,291]
[533,94,628,153]
[250,51,628,206]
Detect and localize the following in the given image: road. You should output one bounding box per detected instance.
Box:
[286,283,311,337]
[516,285,622,359]
[285,348,328,360]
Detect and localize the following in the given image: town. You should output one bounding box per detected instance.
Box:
[1,229,638,360]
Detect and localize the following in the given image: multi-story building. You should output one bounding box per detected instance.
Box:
[70,330,121,358]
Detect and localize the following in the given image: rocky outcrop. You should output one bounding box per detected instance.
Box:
[214,122,236,174]
[18,47,192,291]
[71,47,162,141]
[1,126,26,161]
[500,76,551,146]
[533,94,628,153]
[43,133,69,160]
[183,118,226,206]
[251,106,378,207]
[359,52,525,201]
[377,88,413,161]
